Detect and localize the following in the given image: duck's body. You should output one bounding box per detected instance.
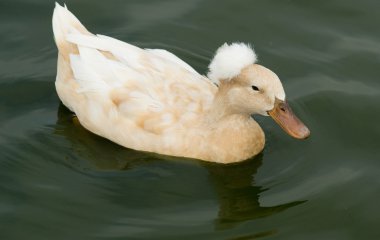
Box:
[52,4,308,164]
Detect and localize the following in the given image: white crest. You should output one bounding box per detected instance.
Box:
[207,43,257,84]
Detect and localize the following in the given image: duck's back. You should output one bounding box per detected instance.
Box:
[52,4,217,155]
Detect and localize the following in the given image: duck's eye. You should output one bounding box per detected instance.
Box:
[251,85,259,91]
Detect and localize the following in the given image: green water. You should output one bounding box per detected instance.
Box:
[1,0,380,239]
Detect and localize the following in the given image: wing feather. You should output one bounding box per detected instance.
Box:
[67,32,216,134]
[145,48,198,74]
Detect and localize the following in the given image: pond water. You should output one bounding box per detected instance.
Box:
[1,0,380,239]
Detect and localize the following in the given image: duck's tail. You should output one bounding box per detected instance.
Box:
[52,3,91,57]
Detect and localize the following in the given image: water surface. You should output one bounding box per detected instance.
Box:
[1,0,380,239]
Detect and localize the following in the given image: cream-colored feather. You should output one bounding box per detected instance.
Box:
[52,4,301,163]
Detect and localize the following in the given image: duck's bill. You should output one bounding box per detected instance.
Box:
[268,99,310,139]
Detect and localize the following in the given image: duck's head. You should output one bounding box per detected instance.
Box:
[208,43,310,139]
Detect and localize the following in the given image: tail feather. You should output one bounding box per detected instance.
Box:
[52,3,91,56]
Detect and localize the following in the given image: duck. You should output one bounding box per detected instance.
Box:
[52,3,310,164]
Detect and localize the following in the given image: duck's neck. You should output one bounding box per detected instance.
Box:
[198,87,265,163]
[205,85,251,124]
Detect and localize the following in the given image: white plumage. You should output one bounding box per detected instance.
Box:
[207,43,257,84]
[52,3,219,158]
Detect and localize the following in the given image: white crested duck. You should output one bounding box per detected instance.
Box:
[52,3,309,164]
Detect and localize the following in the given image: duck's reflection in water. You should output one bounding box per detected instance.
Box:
[203,157,305,230]
[56,103,305,230]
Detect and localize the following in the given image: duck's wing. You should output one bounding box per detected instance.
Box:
[145,48,198,75]
[67,33,217,134]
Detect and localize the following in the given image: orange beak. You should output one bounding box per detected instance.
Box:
[268,98,310,139]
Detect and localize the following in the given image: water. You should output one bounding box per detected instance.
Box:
[1,0,380,239]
